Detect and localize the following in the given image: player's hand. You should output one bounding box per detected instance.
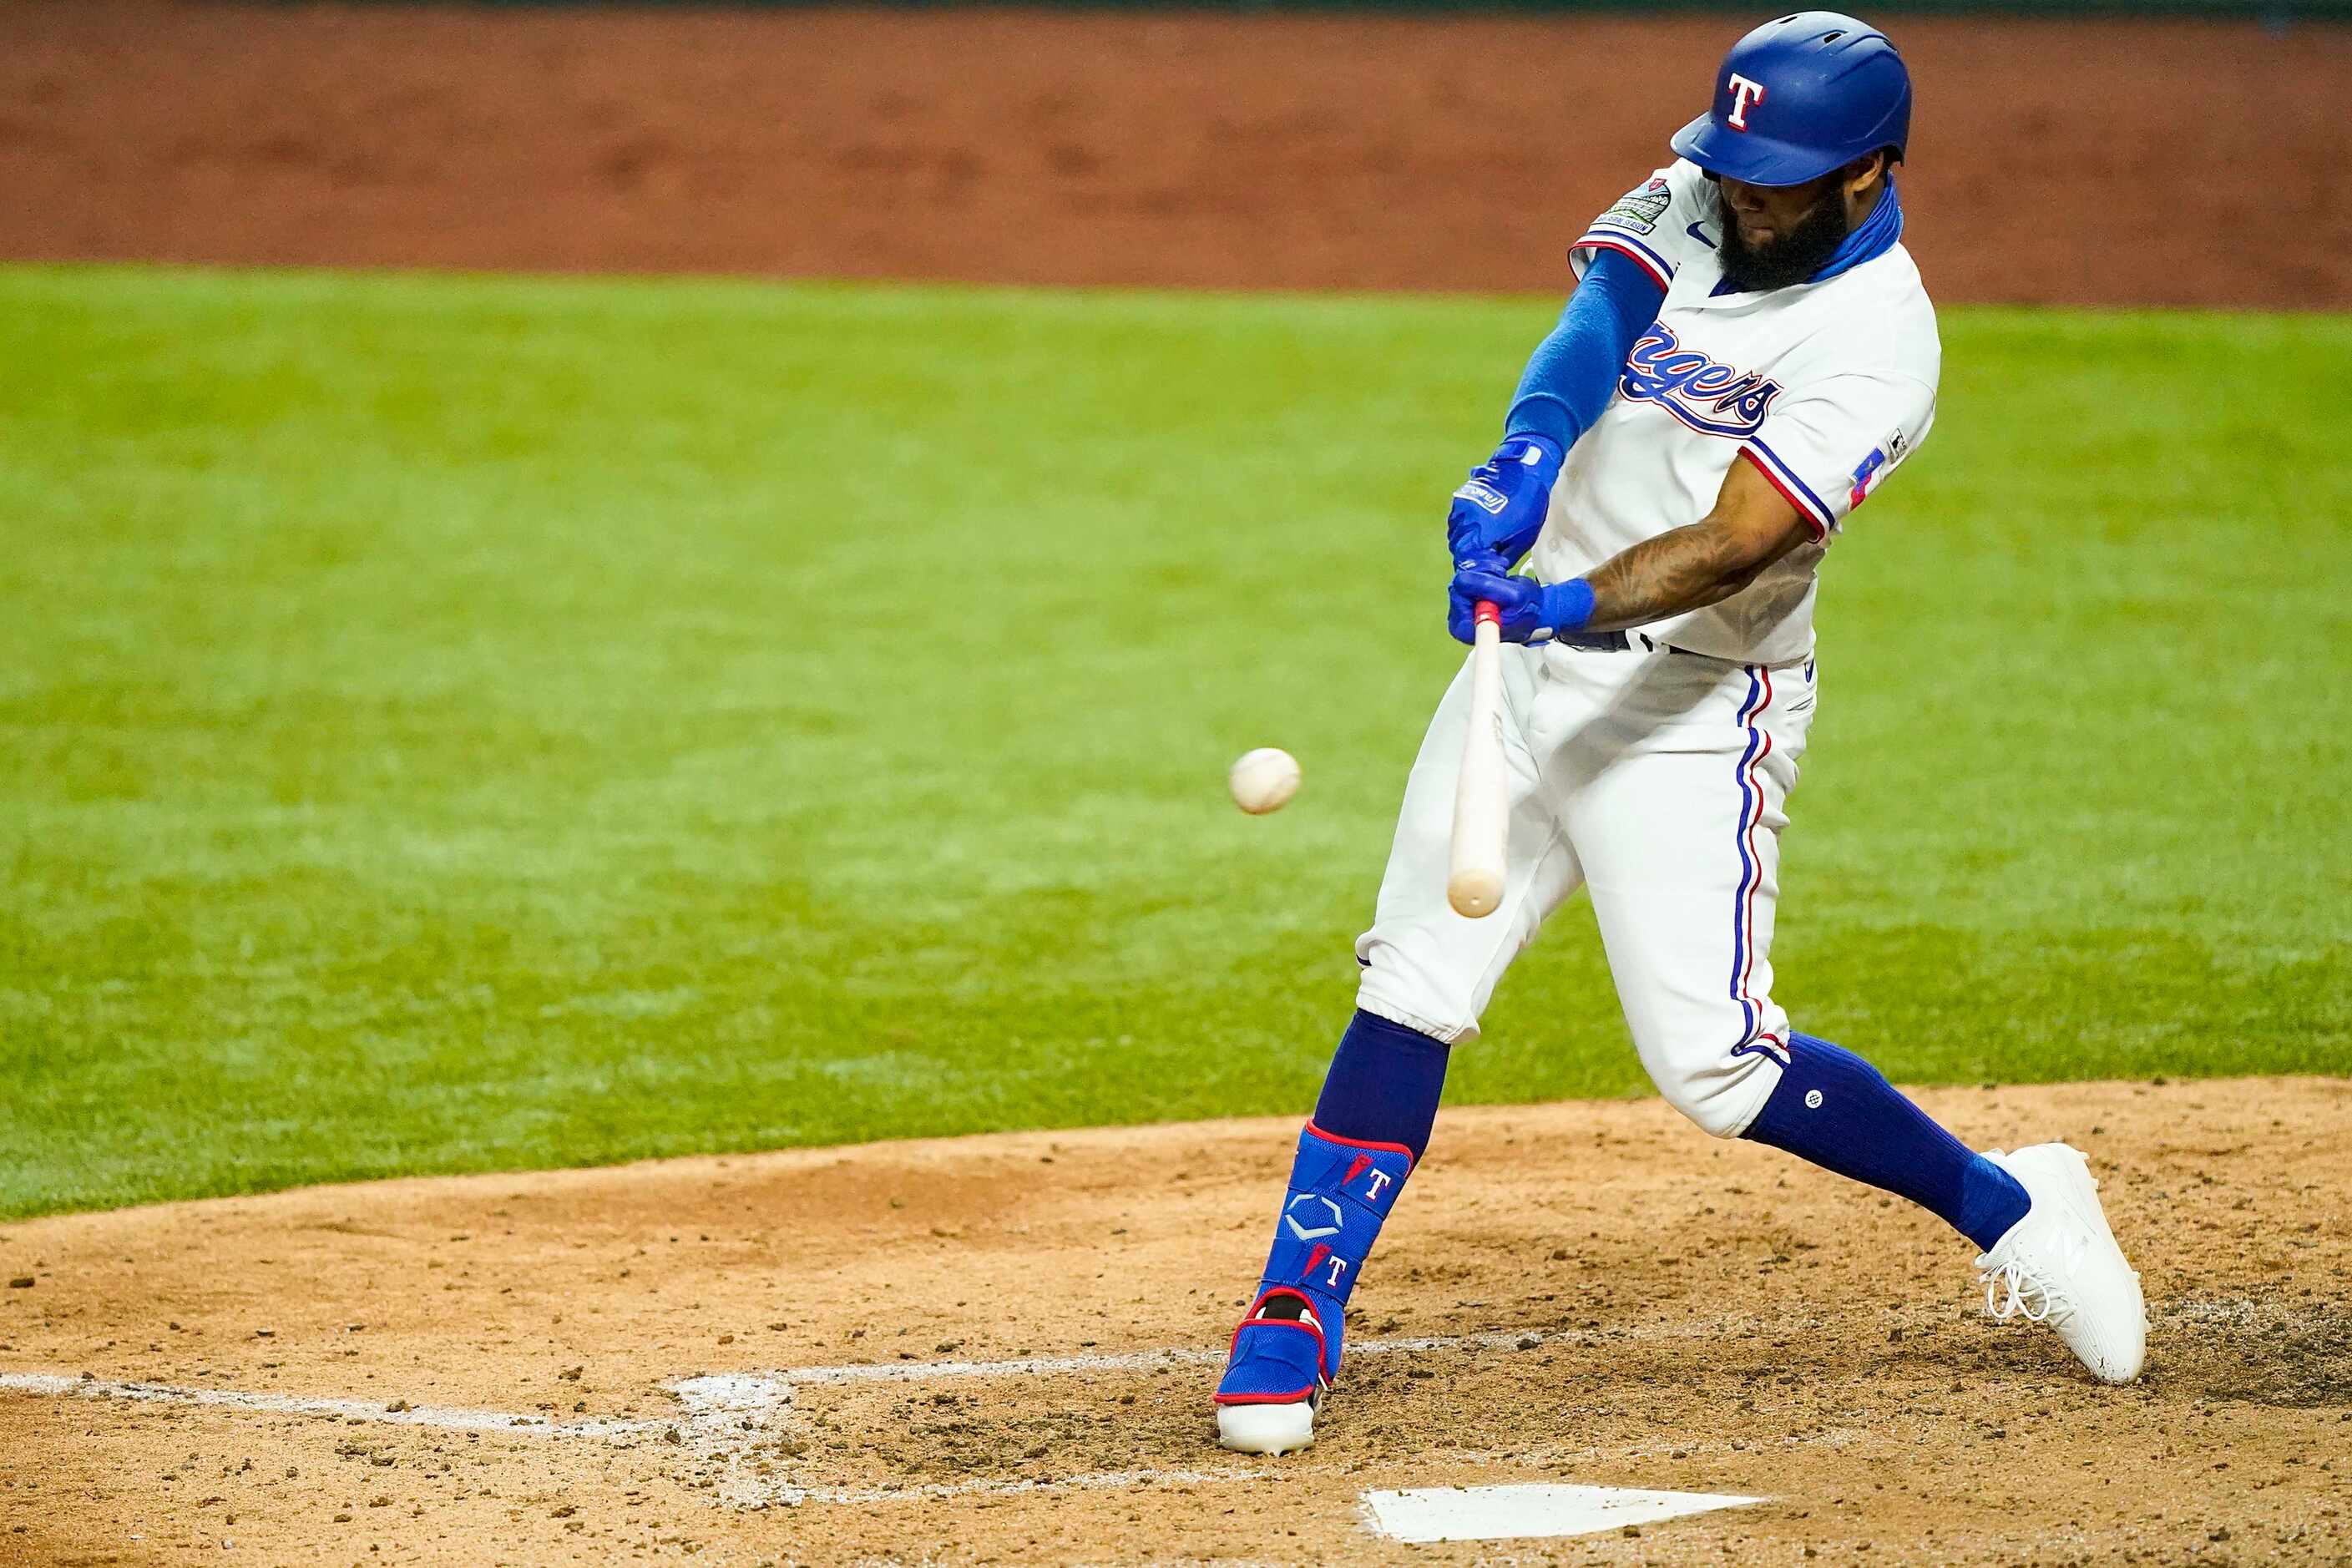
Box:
[1448,561,1549,645]
[1449,564,1599,646]
[1445,434,1565,568]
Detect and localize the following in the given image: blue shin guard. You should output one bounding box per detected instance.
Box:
[1214,1122,1415,1409]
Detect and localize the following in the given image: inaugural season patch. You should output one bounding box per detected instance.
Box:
[1592,177,1673,236]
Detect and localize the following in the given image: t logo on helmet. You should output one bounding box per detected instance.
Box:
[1726,73,1768,130]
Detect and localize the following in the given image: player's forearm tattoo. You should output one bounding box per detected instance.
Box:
[1581,520,1774,631]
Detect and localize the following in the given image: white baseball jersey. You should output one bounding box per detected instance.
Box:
[1527,158,1941,665]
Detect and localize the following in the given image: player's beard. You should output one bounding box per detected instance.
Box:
[1717,189,1851,293]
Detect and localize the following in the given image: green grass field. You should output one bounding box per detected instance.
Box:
[2,265,2345,1219]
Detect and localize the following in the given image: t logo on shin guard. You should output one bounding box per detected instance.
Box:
[1343,1154,1397,1206]
[1302,1243,1351,1291]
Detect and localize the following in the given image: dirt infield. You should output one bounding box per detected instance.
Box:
[3,4,2349,307]
[3,1076,2346,1565]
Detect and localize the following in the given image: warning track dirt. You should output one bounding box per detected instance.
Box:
[2,5,2348,307]
[3,1077,2347,1565]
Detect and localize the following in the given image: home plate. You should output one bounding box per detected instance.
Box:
[1361,1482,1764,1544]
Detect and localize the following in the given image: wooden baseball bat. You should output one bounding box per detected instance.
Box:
[1446,600,1507,919]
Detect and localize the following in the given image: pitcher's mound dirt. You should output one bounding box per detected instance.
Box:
[2,4,2349,306]
[3,1076,2347,1565]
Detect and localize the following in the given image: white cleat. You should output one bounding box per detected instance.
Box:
[1214,1293,1326,1454]
[1216,1396,1318,1455]
[1974,1143,2147,1383]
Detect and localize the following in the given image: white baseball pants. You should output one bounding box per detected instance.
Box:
[1353,635,1818,1138]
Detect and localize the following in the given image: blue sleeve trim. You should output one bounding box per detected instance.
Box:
[1502,247,1664,453]
[1575,230,1675,289]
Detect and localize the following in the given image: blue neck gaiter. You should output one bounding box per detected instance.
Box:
[1808,177,1904,284]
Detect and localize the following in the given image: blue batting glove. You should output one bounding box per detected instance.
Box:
[1445,554,1517,644]
[1446,434,1565,568]
[1447,565,1598,646]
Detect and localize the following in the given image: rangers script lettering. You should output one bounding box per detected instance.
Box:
[1616,323,1783,438]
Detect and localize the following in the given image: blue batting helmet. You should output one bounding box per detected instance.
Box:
[1669,12,1911,188]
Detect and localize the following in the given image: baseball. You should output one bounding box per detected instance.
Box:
[1227,747,1301,815]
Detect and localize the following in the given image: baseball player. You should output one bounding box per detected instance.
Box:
[1214,13,2147,1455]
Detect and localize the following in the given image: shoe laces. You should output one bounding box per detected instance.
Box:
[1980,1255,2075,1326]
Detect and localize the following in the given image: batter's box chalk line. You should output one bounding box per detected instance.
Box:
[0,1362,1262,1511]
[1,1328,1764,1525]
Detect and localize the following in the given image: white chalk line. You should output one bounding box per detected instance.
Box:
[0,1366,1264,1511]
[0,1363,1780,1538]
[0,1370,660,1440]
[0,1325,1592,1510]
[0,1328,1502,1430]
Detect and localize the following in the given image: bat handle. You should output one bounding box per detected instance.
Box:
[1474,599,1501,629]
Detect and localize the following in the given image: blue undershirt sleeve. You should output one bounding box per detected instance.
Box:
[1500,247,1664,453]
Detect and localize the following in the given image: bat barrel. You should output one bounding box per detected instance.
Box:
[1446,604,1509,919]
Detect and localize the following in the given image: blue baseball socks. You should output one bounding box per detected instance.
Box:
[1216,1010,1448,1409]
[1308,1008,1449,1165]
[1741,1031,2030,1251]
